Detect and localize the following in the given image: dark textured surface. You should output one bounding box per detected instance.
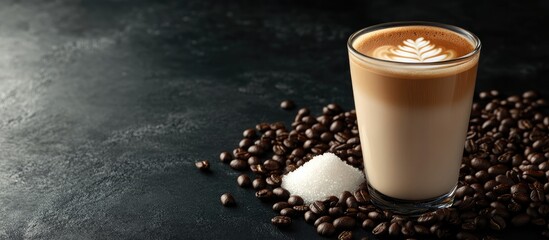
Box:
[0,0,548,239]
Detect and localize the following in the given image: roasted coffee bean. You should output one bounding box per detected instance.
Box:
[330,121,344,132]
[372,222,389,235]
[456,231,479,240]
[511,213,530,227]
[237,174,251,188]
[273,201,290,211]
[338,230,352,240]
[230,159,247,170]
[456,185,475,198]
[329,207,343,217]
[417,212,436,224]
[195,160,210,171]
[317,222,336,236]
[280,207,297,217]
[338,191,352,206]
[287,195,304,206]
[272,187,290,200]
[413,225,430,235]
[280,100,295,110]
[333,216,356,230]
[293,205,309,212]
[309,201,327,215]
[255,189,273,201]
[220,193,236,207]
[304,211,318,223]
[471,157,490,170]
[362,219,375,229]
[314,216,332,227]
[271,215,291,227]
[388,222,401,236]
[219,151,232,163]
[489,215,506,230]
[252,178,266,190]
[354,189,370,203]
[346,196,358,208]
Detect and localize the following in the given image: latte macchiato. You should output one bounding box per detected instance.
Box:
[347,22,481,214]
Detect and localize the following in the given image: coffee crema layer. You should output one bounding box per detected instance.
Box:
[353,25,474,63]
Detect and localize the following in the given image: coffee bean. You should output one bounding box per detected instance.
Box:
[354,189,370,203]
[456,231,479,240]
[220,193,236,207]
[488,164,508,176]
[329,207,343,217]
[263,160,280,171]
[255,189,273,201]
[417,212,436,224]
[456,185,475,198]
[237,174,251,187]
[271,215,291,227]
[293,205,309,212]
[372,222,388,235]
[511,213,530,227]
[314,216,332,227]
[195,160,210,171]
[317,222,336,236]
[288,195,304,206]
[471,157,490,170]
[309,201,327,215]
[388,222,400,236]
[280,207,297,217]
[273,201,290,212]
[230,159,247,170]
[304,211,318,223]
[362,219,375,229]
[252,178,266,190]
[413,225,430,235]
[489,215,506,230]
[280,100,295,110]
[219,151,232,163]
[272,187,290,200]
[330,121,344,132]
[333,216,356,230]
[338,230,352,240]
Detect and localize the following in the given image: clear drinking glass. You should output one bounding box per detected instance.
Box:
[347,22,481,215]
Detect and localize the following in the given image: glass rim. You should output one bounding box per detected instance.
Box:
[347,21,482,66]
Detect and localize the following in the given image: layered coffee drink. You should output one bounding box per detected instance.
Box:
[347,22,481,214]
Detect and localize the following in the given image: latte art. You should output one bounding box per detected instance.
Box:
[372,37,457,63]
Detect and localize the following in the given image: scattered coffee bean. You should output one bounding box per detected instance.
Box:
[338,230,352,240]
[272,187,290,200]
[219,152,232,163]
[333,216,356,230]
[280,208,297,217]
[372,222,388,235]
[280,100,295,110]
[237,174,251,188]
[220,193,236,207]
[271,215,291,227]
[314,216,332,228]
[317,222,336,236]
[229,159,247,170]
[304,211,318,223]
[195,160,210,171]
[288,195,304,206]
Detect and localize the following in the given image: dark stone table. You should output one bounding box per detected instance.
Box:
[0,0,547,239]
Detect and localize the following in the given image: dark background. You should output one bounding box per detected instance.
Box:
[0,0,548,239]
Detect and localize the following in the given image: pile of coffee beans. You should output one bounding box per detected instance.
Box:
[215,91,549,239]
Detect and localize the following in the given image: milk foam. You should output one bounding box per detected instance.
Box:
[372,37,457,63]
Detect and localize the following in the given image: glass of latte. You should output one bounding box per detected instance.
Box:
[347,22,481,214]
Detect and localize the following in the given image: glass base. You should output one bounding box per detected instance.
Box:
[367,183,456,216]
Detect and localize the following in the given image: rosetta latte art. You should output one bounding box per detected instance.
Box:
[372,37,457,63]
